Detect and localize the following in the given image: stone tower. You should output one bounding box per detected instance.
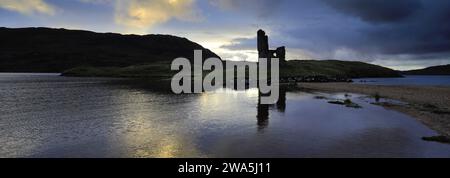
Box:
[257,29,286,63]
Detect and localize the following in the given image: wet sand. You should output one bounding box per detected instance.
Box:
[298,83,450,137]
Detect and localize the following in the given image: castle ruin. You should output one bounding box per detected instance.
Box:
[257,29,286,63]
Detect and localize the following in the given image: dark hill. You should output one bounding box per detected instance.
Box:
[402,64,450,75]
[0,27,219,72]
[282,60,402,78]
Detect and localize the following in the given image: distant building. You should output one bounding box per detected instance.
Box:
[257,29,286,63]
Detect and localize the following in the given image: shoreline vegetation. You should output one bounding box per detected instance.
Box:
[61,63,176,79]
[62,60,403,79]
[298,83,450,142]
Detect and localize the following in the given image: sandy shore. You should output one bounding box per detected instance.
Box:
[298,83,450,137]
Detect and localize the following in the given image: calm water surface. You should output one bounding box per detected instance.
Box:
[1,73,450,158]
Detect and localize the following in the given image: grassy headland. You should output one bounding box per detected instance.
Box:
[281,60,402,78]
[402,64,450,75]
[62,59,402,79]
[62,62,176,78]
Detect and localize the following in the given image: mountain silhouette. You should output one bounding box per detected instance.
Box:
[0,27,219,72]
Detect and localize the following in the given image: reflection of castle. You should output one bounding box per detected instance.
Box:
[257,87,287,131]
[256,29,287,131]
[257,29,286,63]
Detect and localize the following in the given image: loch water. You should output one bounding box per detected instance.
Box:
[1,73,450,158]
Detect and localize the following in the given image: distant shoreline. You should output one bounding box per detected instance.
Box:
[0,72,61,76]
[298,83,450,139]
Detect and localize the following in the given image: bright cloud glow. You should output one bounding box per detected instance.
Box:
[114,0,200,34]
[0,0,55,15]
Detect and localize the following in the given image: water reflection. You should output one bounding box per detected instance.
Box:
[2,74,450,158]
[276,87,287,113]
[117,79,288,132]
[257,87,288,131]
[257,93,270,131]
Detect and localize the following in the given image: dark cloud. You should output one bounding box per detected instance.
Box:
[356,1,450,55]
[219,0,450,68]
[323,0,422,23]
[210,0,285,18]
[301,1,450,56]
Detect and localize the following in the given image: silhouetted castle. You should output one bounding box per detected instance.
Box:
[257,29,286,63]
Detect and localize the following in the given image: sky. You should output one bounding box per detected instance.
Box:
[1,0,449,70]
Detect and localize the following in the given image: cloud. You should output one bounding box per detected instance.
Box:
[322,0,450,55]
[323,0,422,23]
[220,37,256,50]
[78,0,202,33]
[260,0,450,68]
[79,0,450,69]
[79,0,113,3]
[0,0,55,15]
[210,0,284,18]
[114,0,201,32]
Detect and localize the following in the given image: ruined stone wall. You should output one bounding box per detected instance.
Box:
[257,29,286,63]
